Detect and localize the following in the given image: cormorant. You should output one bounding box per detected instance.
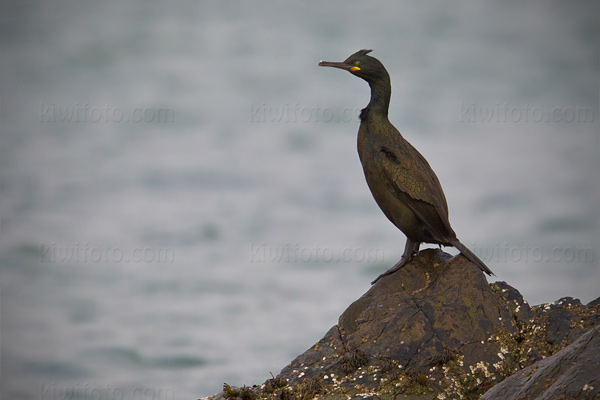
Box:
[318,49,494,284]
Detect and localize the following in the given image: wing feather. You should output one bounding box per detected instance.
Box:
[374,143,455,242]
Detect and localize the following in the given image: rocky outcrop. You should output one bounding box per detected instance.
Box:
[481,325,599,400]
[203,249,599,400]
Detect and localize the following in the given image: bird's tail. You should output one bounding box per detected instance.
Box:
[451,240,495,276]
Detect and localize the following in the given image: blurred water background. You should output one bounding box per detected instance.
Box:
[1,1,599,399]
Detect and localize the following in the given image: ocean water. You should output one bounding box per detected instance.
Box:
[1,1,598,398]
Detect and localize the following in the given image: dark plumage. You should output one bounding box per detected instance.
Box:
[319,49,494,284]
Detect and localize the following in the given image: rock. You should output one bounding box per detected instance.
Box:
[280,250,516,395]
[273,249,538,399]
[480,325,600,400]
[202,249,599,400]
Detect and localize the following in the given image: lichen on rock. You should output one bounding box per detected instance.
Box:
[202,249,599,400]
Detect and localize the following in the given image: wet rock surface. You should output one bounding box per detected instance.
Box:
[203,249,599,400]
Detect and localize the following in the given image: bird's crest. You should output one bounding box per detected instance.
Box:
[357,49,373,56]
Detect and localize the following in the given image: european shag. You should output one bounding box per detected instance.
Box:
[319,49,494,284]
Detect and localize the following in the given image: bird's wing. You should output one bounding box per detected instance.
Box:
[374,143,454,241]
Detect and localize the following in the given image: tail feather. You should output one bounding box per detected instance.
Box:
[451,240,495,276]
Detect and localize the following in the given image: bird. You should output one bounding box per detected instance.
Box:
[318,49,494,284]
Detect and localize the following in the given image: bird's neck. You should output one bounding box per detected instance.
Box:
[362,77,391,121]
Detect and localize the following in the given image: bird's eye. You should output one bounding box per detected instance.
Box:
[354,61,360,66]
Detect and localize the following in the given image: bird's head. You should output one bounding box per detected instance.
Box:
[318,49,388,84]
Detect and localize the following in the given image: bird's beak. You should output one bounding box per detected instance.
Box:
[318,61,356,71]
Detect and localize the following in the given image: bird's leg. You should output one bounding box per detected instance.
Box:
[371,239,421,284]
